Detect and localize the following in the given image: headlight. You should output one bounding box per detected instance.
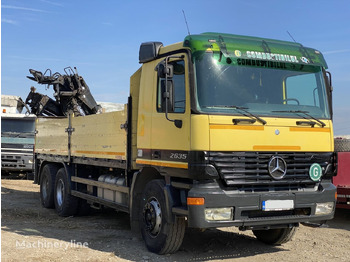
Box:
[315,202,334,215]
[205,207,233,221]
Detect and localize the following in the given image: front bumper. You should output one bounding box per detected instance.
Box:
[186,181,336,229]
[1,153,34,172]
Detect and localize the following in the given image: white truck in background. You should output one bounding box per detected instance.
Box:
[1,95,36,178]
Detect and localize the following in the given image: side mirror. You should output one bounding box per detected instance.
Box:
[157,62,174,79]
[326,71,333,91]
[161,80,174,112]
[157,57,183,129]
[325,71,333,119]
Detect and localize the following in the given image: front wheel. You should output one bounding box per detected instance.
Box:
[140,179,186,254]
[253,226,297,245]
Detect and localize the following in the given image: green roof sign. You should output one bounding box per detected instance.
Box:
[183,32,328,69]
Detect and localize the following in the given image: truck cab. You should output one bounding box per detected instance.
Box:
[133,33,336,247]
[1,95,36,176]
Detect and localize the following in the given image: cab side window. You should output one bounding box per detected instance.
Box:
[157,60,186,113]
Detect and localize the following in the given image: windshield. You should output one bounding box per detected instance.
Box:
[1,118,35,136]
[194,52,330,119]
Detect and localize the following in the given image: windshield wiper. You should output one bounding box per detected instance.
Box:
[272,110,326,127]
[206,105,267,125]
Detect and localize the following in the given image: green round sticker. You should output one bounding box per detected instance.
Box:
[309,163,322,181]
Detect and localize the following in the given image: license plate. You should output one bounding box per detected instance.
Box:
[262,200,294,211]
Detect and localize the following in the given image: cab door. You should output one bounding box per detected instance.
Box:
[150,53,191,169]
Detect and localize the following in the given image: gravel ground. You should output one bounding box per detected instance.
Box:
[2,179,350,262]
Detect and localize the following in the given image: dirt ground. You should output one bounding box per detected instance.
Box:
[2,179,350,262]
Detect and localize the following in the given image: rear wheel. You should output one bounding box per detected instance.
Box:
[140,179,186,254]
[54,168,79,217]
[253,227,297,245]
[40,164,58,208]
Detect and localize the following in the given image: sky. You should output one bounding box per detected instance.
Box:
[1,0,350,135]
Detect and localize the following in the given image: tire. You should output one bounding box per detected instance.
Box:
[253,227,297,245]
[140,179,186,254]
[54,168,79,217]
[40,164,58,208]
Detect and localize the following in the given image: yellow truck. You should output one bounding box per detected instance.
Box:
[34,32,337,254]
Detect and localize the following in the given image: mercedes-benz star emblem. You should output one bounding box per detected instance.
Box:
[268,156,287,180]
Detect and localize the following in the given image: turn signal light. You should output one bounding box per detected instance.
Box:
[187,197,205,205]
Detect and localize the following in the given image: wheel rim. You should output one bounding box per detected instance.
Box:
[42,175,48,199]
[143,197,162,237]
[56,179,65,207]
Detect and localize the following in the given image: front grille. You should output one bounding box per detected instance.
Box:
[208,152,332,191]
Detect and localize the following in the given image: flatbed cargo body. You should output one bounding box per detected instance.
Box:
[35,108,127,165]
